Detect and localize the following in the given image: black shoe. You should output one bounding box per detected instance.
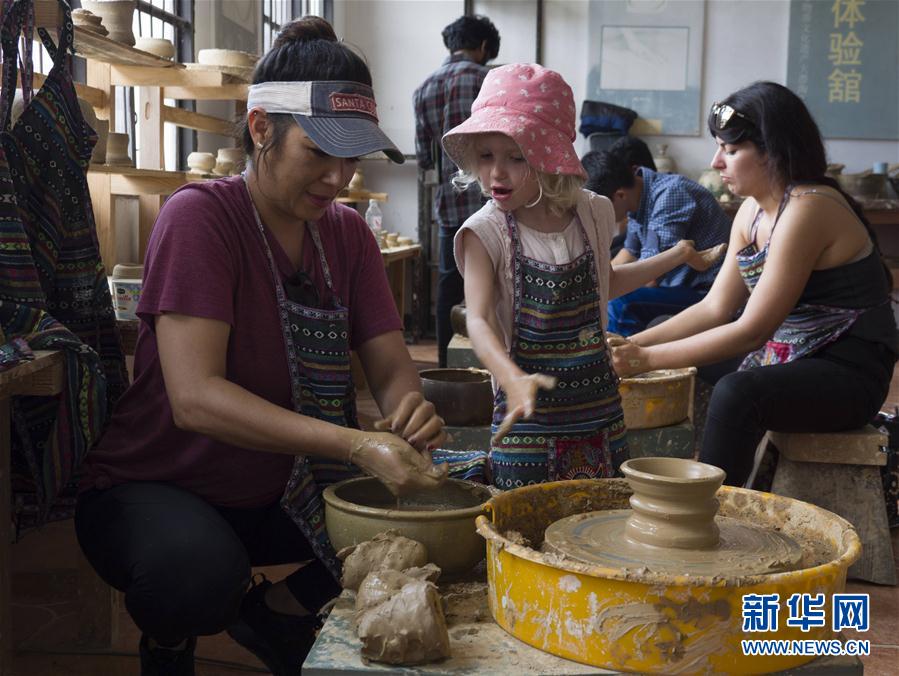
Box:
[227,577,321,675]
[139,635,196,676]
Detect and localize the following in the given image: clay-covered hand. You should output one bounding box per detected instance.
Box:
[491,373,557,445]
[605,331,630,348]
[611,341,652,377]
[677,239,728,272]
[373,391,446,452]
[349,431,448,496]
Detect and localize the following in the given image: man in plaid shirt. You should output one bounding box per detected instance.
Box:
[414,15,500,367]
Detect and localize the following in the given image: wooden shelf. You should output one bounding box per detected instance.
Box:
[162,105,234,135]
[88,164,206,196]
[337,189,388,203]
[19,72,107,110]
[74,27,184,68]
[110,64,242,88]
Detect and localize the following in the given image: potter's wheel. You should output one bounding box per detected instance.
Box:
[544,508,803,575]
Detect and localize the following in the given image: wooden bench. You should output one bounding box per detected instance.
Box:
[768,426,895,585]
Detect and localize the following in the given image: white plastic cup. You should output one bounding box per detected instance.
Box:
[110,263,143,321]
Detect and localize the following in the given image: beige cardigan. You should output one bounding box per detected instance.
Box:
[453,189,617,355]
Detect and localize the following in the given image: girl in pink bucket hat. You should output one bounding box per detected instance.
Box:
[444,64,713,488]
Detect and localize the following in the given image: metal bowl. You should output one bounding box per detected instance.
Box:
[323,476,491,576]
[420,368,493,427]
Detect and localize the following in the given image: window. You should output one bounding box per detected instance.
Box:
[262,0,325,51]
[130,0,194,170]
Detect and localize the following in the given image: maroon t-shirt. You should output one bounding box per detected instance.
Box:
[81,176,402,507]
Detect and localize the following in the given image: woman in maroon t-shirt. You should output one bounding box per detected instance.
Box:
[76,17,446,676]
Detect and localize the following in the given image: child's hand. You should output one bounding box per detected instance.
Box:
[491,373,557,444]
[611,341,651,377]
[678,240,727,272]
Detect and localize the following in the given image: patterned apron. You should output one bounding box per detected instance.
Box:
[736,192,866,370]
[246,181,359,579]
[1,0,124,530]
[490,212,627,489]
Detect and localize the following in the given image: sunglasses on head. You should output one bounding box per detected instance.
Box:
[710,102,753,129]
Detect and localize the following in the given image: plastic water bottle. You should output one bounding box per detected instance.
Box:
[364,199,383,244]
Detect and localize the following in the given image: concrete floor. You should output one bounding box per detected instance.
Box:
[9,340,899,675]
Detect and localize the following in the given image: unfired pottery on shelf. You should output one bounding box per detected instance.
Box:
[197,48,258,69]
[80,0,136,46]
[211,160,234,176]
[348,169,365,191]
[653,143,677,174]
[186,151,215,174]
[216,147,245,174]
[134,37,175,60]
[105,132,131,166]
[71,8,109,35]
[76,97,107,164]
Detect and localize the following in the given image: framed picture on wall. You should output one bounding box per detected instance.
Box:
[586,0,705,136]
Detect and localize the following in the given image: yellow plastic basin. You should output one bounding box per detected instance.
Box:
[477,479,860,674]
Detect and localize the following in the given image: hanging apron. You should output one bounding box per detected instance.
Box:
[490,212,627,489]
[0,0,127,402]
[0,0,118,531]
[245,181,359,579]
[736,192,867,370]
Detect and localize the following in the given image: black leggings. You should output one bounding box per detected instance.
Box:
[700,339,893,487]
[75,482,341,645]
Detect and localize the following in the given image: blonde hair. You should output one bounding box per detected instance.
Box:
[451,143,585,217]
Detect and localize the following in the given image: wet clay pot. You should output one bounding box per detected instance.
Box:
[323,476,492,576]
[621,457,725,550]
[420,368,492,427]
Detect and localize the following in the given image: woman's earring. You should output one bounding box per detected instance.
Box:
[256,142,264,149]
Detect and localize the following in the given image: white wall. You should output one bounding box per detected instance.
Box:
[346,0,898,240]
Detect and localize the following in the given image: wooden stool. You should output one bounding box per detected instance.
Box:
[768,426,895,585]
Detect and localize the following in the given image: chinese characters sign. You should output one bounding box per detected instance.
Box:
[787,0,898,139]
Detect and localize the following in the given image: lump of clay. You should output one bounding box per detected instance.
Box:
[337,530,428,591]
[354,563,442,616]
[356,579,451,665]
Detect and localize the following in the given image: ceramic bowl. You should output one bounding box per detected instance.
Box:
[80,0,136,46]
[211,160,234,176]
[837,173,886,200]
[197,48,258,69]
[186,151,215,174]
[323,476,491,577]
[420,368,493,427]
[135,37,175,60]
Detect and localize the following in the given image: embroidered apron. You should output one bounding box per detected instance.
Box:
[0,0,120,530]
[490,212,627,489]
[246,182,359,579]
[737,191,866,370]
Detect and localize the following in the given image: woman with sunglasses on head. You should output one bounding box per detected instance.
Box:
[74,17,447,676]
[612,81,897,487]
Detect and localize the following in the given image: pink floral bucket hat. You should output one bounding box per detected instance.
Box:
[442,63,585,179]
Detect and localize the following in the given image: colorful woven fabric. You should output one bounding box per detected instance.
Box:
[431,449,489,484]
[1,0,125,530]
[490,211,627,489]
